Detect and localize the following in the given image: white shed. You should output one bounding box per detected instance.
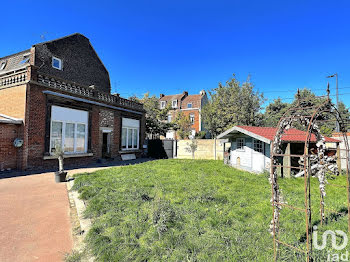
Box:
[217,126,340,174]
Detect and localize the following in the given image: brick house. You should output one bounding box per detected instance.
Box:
[159,90,208,139]
[0,33,145,171]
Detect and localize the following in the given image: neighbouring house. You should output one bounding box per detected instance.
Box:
[0,33,145,171]
[217,126,339,175]
[159,90,208,139]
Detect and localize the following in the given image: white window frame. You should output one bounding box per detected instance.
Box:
[121,118,140,151]
[160,101,166,109]
[167,114,172,123]
[253,139,264,153]
[172,100,178,108]
[187,103,192,108]
[121,127,139,150]
[52,56,63,70]
[236,138,245,152]
[50,120,88,154]
[190,114,195,124]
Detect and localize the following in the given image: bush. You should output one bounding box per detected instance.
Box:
[195,131,207,139]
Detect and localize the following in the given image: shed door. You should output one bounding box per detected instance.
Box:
[252,139,265,172]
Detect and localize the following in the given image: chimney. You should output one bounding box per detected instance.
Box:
[183,91,188,97]
[159,94,165,98]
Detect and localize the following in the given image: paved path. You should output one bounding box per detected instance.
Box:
[0,172,72,262]
[0,158,153,262]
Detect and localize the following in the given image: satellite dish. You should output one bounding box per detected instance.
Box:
[13,138,24,148]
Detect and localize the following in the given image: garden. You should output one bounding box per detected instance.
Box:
[70,159,350,261]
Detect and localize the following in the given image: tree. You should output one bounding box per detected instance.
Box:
[174,112,192,139]
[291,88,327,108]
[263,88,350,135]
[264,98,290,127]
[132,93,172,138]
[185,139,198,159]
[338,101,350,131]
[201,75,265,137]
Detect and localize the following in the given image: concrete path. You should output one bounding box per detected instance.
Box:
[0,172,72,262]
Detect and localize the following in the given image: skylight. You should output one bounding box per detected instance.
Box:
[52,57,62,70]
[19,55,30,64]
[0,60,6,70]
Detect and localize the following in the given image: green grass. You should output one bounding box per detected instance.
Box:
[72,159,350,261]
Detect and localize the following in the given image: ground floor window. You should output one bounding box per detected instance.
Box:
[236,138,245,151]
[121,118,140,150]
[50,106,88,154]
[253,139,264,153]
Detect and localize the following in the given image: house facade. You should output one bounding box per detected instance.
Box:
[0,33,145,171]
[217,126,339,175]
[159,90,208,139]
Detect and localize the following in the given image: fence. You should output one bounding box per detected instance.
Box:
[176,139,230,160]
[147,139,175,159]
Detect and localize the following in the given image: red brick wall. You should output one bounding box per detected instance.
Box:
[25,84,102,169]
[112,111,121,156]
[183,110,200,133]
[23,83,144,170]
[0,124,21,171]
[25,84,46,169]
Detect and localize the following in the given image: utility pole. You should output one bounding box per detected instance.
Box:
[327,73,339,132]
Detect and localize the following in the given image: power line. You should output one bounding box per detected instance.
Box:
[263,92,350,102]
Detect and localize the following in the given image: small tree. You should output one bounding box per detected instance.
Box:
[174,112,192,139]
[131,93,173,138]
[185,139,198,159]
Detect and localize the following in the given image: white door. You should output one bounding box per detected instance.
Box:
[252,139,265,172]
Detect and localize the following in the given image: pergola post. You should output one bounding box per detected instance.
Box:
[283,143,291,178]
[337,142,341,173]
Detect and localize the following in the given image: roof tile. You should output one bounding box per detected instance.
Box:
[237,126,339,143]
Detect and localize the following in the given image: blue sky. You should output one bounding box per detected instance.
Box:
[1,0,350,107]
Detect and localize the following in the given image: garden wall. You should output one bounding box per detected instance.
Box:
[176,139,230,160]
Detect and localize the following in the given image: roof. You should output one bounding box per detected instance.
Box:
[217,125,339,143]
[32,32,84,46]
[0,33,107,76]
[159,94,185,102]
[0,49,30,74]
[0,114,23,124]
[182,94,202,101]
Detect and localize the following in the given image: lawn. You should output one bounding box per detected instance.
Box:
[71,159,350,261]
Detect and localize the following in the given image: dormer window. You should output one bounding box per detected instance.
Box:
[0,60,6,70]
[52,57,62,70]
[160,101,166,109]
[19,55,30,64]
[187,103,192,108]
[172,100,178,108]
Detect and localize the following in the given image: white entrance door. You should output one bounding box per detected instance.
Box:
[252,139,265,173]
